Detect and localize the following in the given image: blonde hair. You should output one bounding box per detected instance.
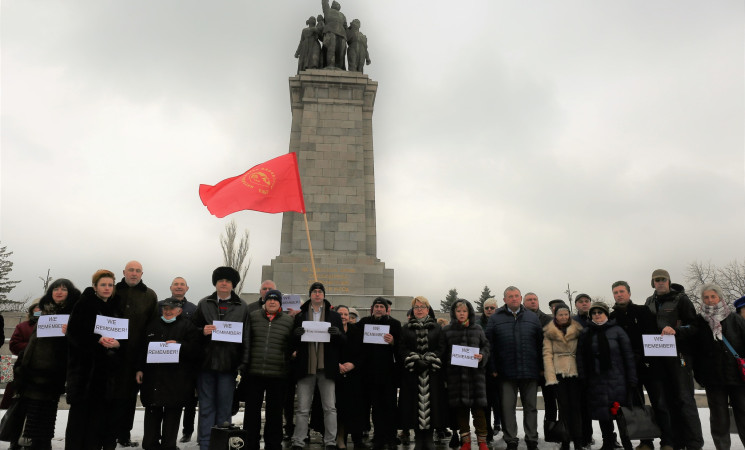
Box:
[483,297,497,308]
[411,296,430,309]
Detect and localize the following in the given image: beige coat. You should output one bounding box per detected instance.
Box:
[542,319,583,385]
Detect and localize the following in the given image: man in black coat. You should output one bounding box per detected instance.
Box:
[610,280,674,450]
[291,282,345,450]
[115,260,159,448]
[644,270,703,450]
[357,297,402,450]
[158,276,198,443]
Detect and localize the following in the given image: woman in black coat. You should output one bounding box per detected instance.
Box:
[136,298,201,450]
[442,299,489,450]
[399,297,447,450]
[65,269,126,450]
[577,302,636,450]
[334,305,366,449]
[13,279,81,449]
[679,284,745,449]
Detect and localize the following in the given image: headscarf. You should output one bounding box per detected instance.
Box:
[700,301,732,340]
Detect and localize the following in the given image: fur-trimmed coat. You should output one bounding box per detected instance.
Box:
[542,319,583,386]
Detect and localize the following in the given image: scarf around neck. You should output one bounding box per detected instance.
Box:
[701,301,731,340]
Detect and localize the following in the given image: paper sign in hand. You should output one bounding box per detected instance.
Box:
[451,345,479,368]
[301,321,331,342]
[212,321,243,343]
[363,324,390,345]
[37,314,70,338]
[147,342,181,363]
[94,315,129,340]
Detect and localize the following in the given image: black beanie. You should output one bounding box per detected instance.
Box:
[264,289,283,305]
[309,282,325,296]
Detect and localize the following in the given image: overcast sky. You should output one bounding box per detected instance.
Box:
[2,1,744,309]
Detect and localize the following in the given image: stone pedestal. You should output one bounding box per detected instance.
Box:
[262,69,394,297]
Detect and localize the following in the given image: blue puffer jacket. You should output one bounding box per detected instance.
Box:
[485,304,543,379]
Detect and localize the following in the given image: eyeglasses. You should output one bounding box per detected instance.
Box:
[653,278,667,283]
[484,306,496,310]
[412,305,428,310]
[591,310,606,315]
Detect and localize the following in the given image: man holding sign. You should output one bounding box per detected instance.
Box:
[136,298,201,450]
[291,282,345,450]
[357,297,402,450]
[192,266,250,450]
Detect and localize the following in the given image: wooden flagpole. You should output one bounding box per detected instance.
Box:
[303,213,318,281]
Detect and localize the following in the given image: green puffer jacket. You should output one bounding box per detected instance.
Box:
[246,309,295,378]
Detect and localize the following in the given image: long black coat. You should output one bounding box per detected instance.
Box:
[442,301,490,408]
[576,319,637,421]
[336,323,364,433]
[18,289,81,401]
[682,313,745,388]
[137,315,201,407]
[398,314,447,430]
[66,287,127,403]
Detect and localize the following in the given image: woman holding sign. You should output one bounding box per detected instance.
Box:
[399,296,446,450]
[11,279,81,449]
[442,299,489,450]
[65,269,126,450]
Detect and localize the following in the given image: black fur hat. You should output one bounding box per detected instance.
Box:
[212,266,240,287]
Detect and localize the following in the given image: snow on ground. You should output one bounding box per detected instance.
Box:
[0,408,740,449]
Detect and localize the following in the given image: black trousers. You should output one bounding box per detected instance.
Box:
[181,392,198,435]
[484,374,501,431]
[369,379,397,447]
[555,376,583,447]
[706,384,745,450]
[243,375,287,450]
[143,405,182,450]
[637,367,674,447]
[659,358,703,448]
[541,376,558,422]
[116,379,140,443]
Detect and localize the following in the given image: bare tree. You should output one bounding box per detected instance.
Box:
[686,259,745,310]
[39,268,52,293]
[220,220,251,294]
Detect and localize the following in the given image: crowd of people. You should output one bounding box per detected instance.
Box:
[1,263,744,450]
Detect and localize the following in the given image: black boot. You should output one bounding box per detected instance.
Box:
[414,431,425,450]
[423,430,436,450]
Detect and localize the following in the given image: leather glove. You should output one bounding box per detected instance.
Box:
[328,326,340,336]
[294,327,305,336]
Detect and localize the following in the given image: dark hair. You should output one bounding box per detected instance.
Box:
[612,281,630,293]
[335,304,349,313]
[47,278,78,296]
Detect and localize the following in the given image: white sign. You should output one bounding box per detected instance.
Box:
[642,334,677,357]
[94,315,129,340]
[146,342,181,363]
[363,324,390,345]
[212,320,243,343]
[36,314,70,338]
[451,345,480,368]
[301,321,331,343]
[282,294,302,311]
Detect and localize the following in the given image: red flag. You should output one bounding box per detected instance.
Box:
[199,153,306,217]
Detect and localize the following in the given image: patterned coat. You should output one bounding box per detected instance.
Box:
[442,301,490,408]
[398,313,447,430]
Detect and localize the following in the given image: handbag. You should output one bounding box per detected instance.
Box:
[615,397,661,440]
[722,336,745,382]
[544,417,570,443]
[0,397,27,442]
[0,355,14,383]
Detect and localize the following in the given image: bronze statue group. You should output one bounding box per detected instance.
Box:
[1,264,744,450]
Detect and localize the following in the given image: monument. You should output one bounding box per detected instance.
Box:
[262,0,400,309]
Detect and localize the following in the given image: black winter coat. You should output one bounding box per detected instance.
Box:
[246,308,294,378]
[192,291,250,372]
[356,314,402,380]
[398,315,447,430]
[577,319,637,421]
[292,299,345,379]
[443,301,489,408]
[337,323,364,433]
[486,305,543,379]
[66,287,127,403]
[137,315,201,407]
[19,288,81,401]
[610,301,659,376]
[681,313,745,388]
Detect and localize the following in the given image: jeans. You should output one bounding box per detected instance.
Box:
[498,379,538,445]
[197,370,236,450]
[292,371,337,447]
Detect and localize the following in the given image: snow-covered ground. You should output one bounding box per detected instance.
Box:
[0,408,739,450]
